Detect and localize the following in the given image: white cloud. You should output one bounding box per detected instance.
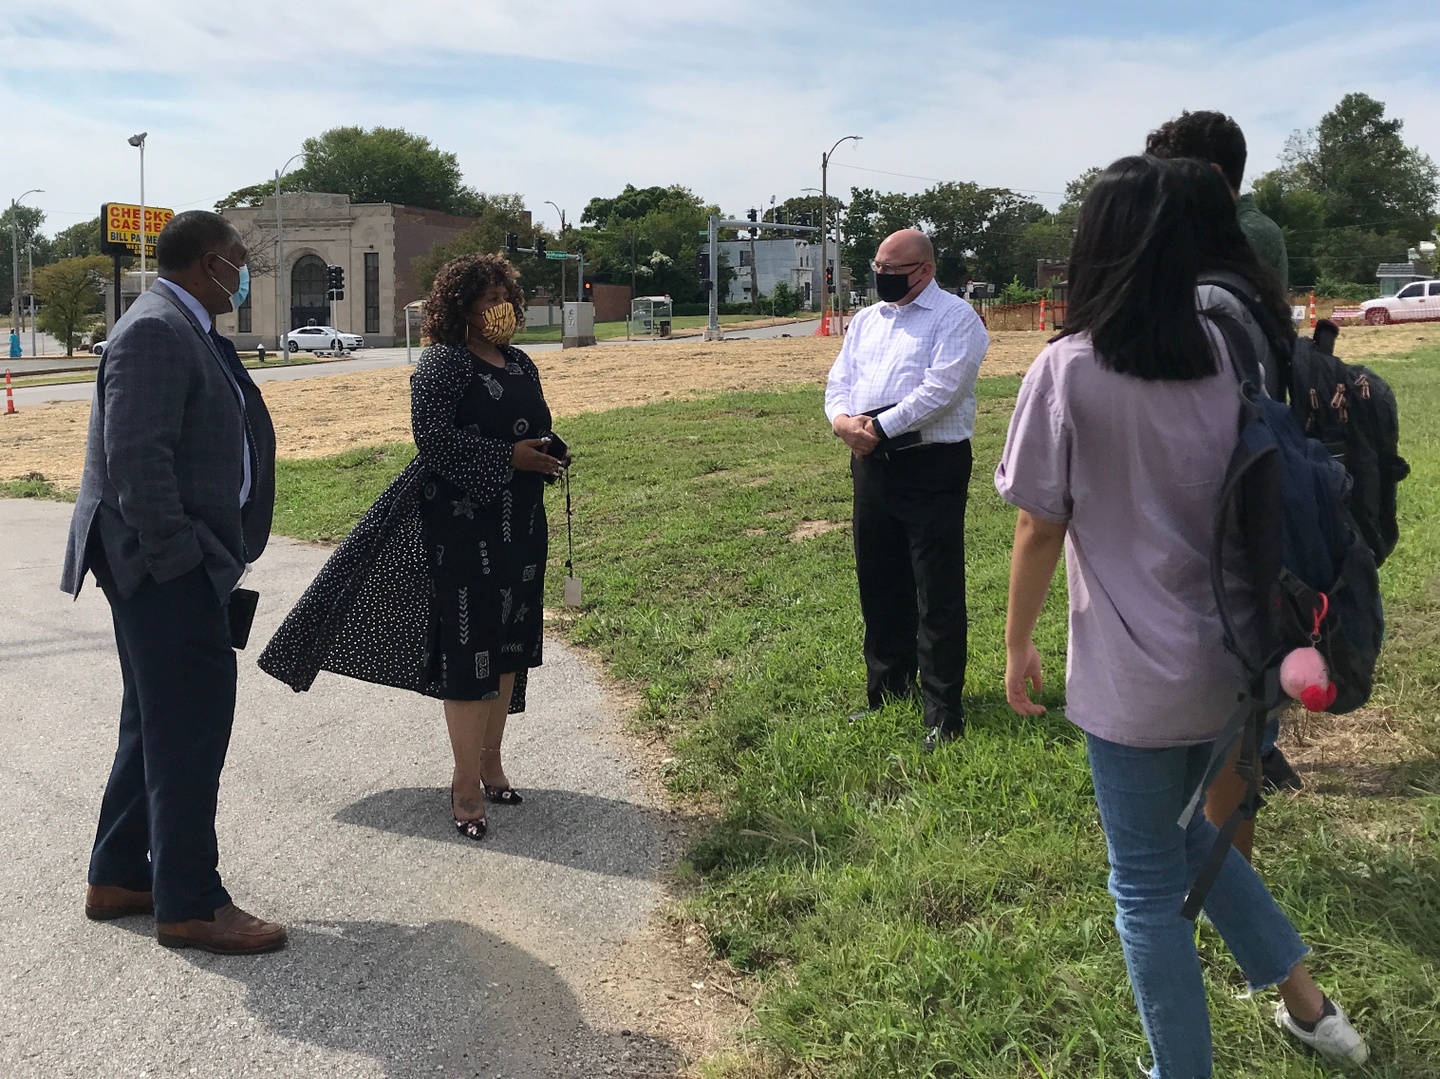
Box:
[3,0,1436,236]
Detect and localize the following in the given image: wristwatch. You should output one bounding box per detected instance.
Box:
[871,414,888,440]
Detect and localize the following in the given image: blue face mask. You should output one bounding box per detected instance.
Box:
[211,255,250,311]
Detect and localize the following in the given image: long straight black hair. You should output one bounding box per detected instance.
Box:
[1061,154,1292,381]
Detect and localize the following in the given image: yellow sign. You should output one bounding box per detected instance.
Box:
[100,202,175,257]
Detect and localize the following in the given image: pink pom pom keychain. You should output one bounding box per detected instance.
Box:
[1279,593,1337,712]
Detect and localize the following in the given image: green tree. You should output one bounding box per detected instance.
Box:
[51,217,105,259]
[769,281,802,316]
[1258,94,1438,287]
[1281,92,1438,238]
[216,127,485,216]
[1,203,47,318]
[35,255,108,356]
[410,193,557,298]
[578,184,724,303]
[842,188,919,292]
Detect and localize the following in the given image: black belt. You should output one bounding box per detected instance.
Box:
[871,438,968,462]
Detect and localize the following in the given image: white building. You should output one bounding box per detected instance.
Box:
[702,238,840,308]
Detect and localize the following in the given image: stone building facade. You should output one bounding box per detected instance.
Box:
[217,193,504,349]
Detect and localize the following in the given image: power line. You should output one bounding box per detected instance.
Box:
[831,162,1066,197]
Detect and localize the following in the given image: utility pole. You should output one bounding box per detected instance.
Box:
[820,135,861,318]
[27,238,35,357]
[10,188,43,340]
[274,152,305,351]
[747,209,760,315]
[545,201,566,308]
[128,133,148,296]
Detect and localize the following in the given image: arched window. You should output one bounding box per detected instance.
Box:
[290,254,329,329]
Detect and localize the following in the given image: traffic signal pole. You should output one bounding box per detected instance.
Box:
[704,215,817,341]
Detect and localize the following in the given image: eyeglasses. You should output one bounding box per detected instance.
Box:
[870,259,923,274]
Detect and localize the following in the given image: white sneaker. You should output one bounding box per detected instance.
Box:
[1275,1000,1370,1065]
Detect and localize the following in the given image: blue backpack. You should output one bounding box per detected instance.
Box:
[1179,303,1385,920]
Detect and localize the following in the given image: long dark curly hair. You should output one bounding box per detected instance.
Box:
[421,252,526,345]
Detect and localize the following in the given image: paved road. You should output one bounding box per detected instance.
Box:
[11,321,825,408]
[0,499,678,1078]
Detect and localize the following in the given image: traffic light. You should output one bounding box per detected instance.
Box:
[582,281,593,302]
[695,250,708,279]
[534,235,546,257]
[825,266,834,290]
[505,233,519,257]
[747,208,757,223]
[799,213,811,227]
[326,264,345,300]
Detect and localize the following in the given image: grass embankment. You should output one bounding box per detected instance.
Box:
[268,352,1440,1077]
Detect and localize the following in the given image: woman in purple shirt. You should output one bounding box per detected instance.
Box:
[996,156,1368,1077]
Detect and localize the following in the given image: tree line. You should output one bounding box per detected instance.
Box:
[12,92,1435,353]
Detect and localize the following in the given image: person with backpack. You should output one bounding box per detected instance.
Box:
[996,155,1368,1075]
[1146,111,1302,811]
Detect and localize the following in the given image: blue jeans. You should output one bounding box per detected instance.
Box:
[1085,734,1310,1079]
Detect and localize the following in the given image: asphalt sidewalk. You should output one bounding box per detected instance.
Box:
[0,499,679,1078]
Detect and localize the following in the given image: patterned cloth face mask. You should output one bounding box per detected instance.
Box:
[474,302,517,345]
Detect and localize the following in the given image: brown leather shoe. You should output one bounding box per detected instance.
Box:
[85,884,154,921]
[156,902,287,955]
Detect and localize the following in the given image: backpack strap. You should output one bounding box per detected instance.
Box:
[1201,307,1266,395]
[1199,273,1295,399]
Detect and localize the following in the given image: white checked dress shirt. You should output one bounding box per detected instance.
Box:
[824,279,989,443]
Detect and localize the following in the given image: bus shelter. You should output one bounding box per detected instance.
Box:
[628,296,673,339]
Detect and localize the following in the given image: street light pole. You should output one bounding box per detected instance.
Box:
[27,237,35,357]
[544,200,566,308]
[820,135,861,320]
[10,188,43,341]
[127,133,147,296]
[274,151,305,351]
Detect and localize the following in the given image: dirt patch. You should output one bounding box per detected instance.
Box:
[790,519,848,542]
[1322,323,1438,361]
[0,330,1060,489]
[1282,703,1428,798]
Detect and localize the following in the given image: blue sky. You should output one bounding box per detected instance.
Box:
[3,1,1437,239]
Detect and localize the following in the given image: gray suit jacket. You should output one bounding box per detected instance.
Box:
[61,280,255,601]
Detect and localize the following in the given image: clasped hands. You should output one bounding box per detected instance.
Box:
[511,437,568,478]
[833,414,882,457]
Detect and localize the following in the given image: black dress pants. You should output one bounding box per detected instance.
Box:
[850,440,972,732]
[89,564,236,923]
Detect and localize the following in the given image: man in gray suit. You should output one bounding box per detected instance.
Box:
[62,210,283,954]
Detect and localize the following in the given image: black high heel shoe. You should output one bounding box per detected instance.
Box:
[450,786,488,840]
[479,748,523,804]
[483,783,523,805]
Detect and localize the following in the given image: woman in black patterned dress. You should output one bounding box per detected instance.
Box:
[416,254,565,838]
[257,253,565,840]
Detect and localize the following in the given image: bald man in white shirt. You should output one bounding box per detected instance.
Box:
[824,229,989,751]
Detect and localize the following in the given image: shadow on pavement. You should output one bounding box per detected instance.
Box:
[135,918,680,1078]
[335,786,668,879]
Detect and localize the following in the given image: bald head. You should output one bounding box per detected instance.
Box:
[873,229,935,305]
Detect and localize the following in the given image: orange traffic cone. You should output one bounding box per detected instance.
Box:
[1308,292,1317,329]
[5,369,14,416]
[1039,297,1047,333]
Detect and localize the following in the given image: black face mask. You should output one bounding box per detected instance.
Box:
[875,270,915,302]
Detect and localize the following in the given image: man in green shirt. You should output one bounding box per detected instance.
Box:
[1146,110,1289,289]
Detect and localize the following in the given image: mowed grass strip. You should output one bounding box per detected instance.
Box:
[272,363,1440,1078]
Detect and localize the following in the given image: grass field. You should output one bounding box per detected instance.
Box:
[270,343,1440,1077]
[512,313,802,343]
